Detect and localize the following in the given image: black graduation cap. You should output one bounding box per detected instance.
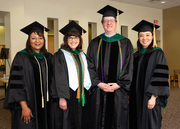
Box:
[59,21,86,35]
[132,20,160,48]
[97,5,123,18]
[20,21,50,35]
[132,20,160,33]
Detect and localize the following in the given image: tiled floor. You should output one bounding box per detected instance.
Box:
[0,86,180,129]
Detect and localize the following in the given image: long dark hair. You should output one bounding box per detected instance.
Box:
[26,28,48,55]
[61,31,83,52]
[137,32,154,54]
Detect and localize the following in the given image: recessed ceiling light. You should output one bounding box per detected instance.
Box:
[161,1,166,4]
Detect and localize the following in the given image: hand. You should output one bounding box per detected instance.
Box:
[21,107,33,124]
[97,82,111,92]
[108,83,120,92]
[147,95,156,109]
[20,101,33,124]
[59,98,67,110]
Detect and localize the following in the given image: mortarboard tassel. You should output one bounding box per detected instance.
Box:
[116,9,120,34]
[153,24,157,48]
[44,27,47,49]
[82,29,84,51]
[44,27,45,35]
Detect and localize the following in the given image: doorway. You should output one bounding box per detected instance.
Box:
[0,11,10,76]
[88,22,97,43]
[47,18,59,54]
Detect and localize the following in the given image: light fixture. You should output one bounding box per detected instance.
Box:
[161,1,166,4]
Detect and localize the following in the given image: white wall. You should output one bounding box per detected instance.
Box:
[0,0,25,62]
[0,0,162,62]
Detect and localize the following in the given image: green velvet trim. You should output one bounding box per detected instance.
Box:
[20,49,44,58]
[140,47,162,54]
[140,48,148,54]
[162,100,167,108]
[153,47,162,51]
[65,48,80,55]
[98,33,125,43]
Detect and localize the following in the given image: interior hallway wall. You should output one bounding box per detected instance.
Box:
[0,0,25,63]
[163,6,180,75]
[0,0,162,65]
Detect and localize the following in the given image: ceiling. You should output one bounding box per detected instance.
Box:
[110,0,180,9]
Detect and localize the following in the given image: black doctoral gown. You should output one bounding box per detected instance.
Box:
[86,34,134,129]
[129,48,169,129]
[50,49,90,129]
[4,51,53,129]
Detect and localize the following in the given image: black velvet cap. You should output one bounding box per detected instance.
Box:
[20,21,50,35]
[97,5,123,18]
[132,20,160,33]
[59,21,86,35]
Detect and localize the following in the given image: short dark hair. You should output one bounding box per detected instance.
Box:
[61,31,83,52]
[26,29,48,56]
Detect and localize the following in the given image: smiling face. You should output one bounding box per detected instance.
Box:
[102,16,117,36]
[138,31,153,48]
[67,36,80,51]
[30,32,44,53]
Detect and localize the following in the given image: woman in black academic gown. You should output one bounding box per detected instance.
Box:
[129,20,170,129]
[4,21,53,129]
[50,21,91,129]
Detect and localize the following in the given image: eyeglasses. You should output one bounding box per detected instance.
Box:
[68,36,79,41]
[103,19,116,23]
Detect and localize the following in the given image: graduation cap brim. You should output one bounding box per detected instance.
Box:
[97,5,123,18]
[20,21,50,35]
[59,21,86,35]
[132,20,160,33]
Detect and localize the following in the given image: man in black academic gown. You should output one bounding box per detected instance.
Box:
[87,5,133,129]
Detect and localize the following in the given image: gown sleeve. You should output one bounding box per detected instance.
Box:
[87,38,101,87]
[145,50,169,106]
[117,38,134,91]
[4,52,27,109]
[53,50,70,99]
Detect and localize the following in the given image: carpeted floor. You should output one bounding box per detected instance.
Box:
[0,86,180,129]
[0,86,11,129]
[161,87,180,129]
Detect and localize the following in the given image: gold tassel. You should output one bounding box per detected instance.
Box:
[44,27,48,50]
[153,24,157,48]
[116,9,120,34]
[44,27,46,34]
[82,29,84,51]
